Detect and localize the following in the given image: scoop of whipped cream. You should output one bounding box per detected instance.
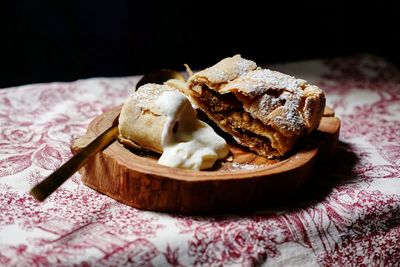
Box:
[155,91,229,170]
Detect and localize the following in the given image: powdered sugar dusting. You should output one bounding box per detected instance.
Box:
[272,96,306,133]
[252,91,291,119]
[236,56,257,76]
[237,71,307,134]
[272,92,306,134]
[228,162,264,171]
[127,83,175,111]
[222,69,303,96]
[208,69,228,82]
[189,55,257,85]
[284,92,306,132]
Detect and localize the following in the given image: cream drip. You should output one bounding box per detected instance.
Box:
[155,91,228,170]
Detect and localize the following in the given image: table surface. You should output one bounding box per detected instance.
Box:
[1,55,400,266]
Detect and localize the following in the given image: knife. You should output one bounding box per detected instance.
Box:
[30,124,119,201]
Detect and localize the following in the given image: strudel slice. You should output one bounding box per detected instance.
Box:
[186,55,325,158]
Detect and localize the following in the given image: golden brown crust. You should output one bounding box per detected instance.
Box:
[118,84,172,153]
[188,54,257,91]
[187,55,326,158]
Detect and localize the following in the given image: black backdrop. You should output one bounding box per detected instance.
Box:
[1,1,399,88]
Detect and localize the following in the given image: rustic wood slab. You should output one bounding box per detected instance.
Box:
[71,106,340,214]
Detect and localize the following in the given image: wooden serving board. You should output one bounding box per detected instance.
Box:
[72,106,340,214]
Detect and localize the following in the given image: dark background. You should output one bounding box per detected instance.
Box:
[1,1,399,88]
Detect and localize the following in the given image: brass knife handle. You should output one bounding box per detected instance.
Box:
[29,125,119,201]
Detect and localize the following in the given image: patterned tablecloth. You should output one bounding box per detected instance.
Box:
[1,55,400,266]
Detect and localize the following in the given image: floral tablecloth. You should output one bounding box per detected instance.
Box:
[1,55,400,266]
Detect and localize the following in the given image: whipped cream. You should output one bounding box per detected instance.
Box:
[155,91,229,170]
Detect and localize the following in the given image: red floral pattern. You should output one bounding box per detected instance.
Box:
[1,56,400,266]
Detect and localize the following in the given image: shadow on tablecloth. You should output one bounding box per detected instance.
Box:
[252,141,359,215]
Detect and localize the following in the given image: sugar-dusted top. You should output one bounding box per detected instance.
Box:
[188,54,257,86]
[126,83,175,115]
[220,69,307,97]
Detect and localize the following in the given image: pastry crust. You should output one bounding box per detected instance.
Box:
[118,83,171,153]
[187,55,326,158]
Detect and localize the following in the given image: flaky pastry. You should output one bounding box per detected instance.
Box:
[186,55,326,158]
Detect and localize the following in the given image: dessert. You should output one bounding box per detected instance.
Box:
[118,83,229,170]
[186,55,326,158]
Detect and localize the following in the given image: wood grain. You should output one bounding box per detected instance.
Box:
[71,107,340,214]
